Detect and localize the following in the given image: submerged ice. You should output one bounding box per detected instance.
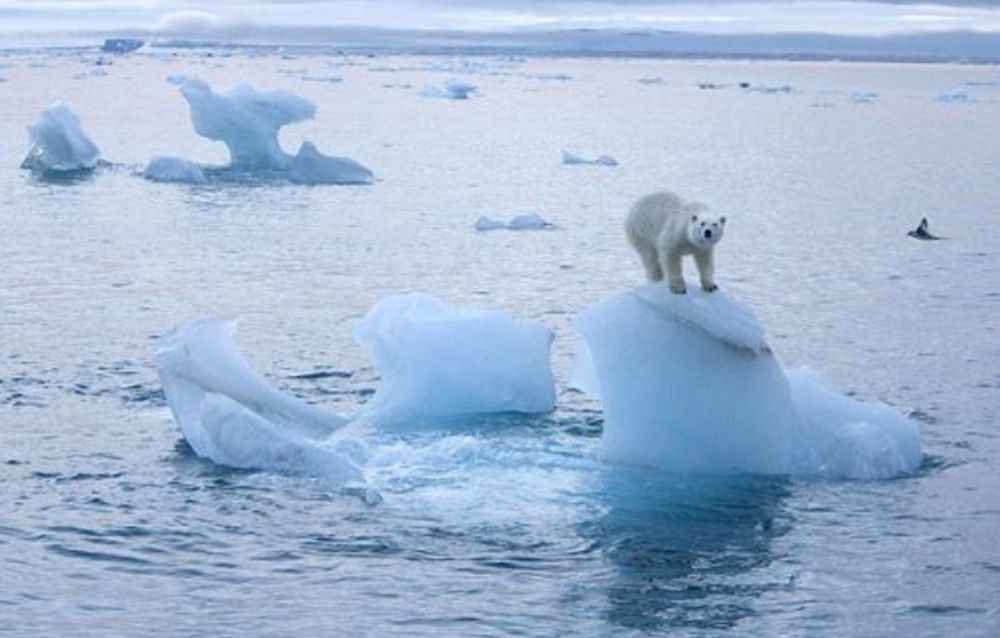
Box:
[355,293,556,421]
[575,285,922,480]
[168,75,373,184]
[21,103,101,173]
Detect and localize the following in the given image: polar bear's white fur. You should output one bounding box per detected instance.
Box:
[625,191,726,294]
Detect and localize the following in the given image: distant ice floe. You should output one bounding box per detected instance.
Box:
[637,77,665,85]
[101,38,144,54]
[746,84,793,94]
[299,75,343,83]
[850,91,879,104]
[144,156,207,184]
[21,102,102,174]
[562,149,619,167]
[574,285,922,480]
[475,213,556,231]
[155,318,361,486]
[937,89,974,103]
[355,293,556,422]
[167,75,373,184]
[420,80,477,100]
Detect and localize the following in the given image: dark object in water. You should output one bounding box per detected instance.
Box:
[907,218,943,240]
[101,38,144,54]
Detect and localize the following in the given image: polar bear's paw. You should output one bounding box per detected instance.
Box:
[669,280,687,294]
[702,283,718,293]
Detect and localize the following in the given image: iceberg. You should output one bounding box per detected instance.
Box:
[155,318,359,485]
[355,293,556,422]
[420,81,477,100]
[574,285,922,480]
[562,150,619,167]
[168,75,373,184]
[143,156,207,184]
[21,103,101,174]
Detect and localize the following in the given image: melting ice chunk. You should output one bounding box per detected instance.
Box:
[144,156,207,184]
[155,318,359,485]
[355,293,556,422]
[287,141,374,185]
[474,213,555,231]
[21,103,101,173]
[168,75,372,184]
[561,149,619,166]
[574,285,922,479]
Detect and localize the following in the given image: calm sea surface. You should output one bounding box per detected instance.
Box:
[1,49,999,636]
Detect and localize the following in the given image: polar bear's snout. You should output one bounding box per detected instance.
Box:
[694,216,725,247]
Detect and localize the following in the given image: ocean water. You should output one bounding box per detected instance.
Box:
[2,48,999,636]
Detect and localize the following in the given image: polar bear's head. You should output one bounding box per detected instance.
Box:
[687,208,726,249]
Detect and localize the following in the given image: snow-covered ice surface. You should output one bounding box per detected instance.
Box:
[2,50,1000,637]
[21,102,101,174]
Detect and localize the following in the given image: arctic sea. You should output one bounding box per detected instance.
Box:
[1,48,999,636]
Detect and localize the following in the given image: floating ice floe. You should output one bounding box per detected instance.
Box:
[746,84,793,94]
[937,89,974,103]
[169,75,373,184]
[287,141,375,185]
[850,91,879,104]
[561,149,619,167]
[101,38,144,54]
[21,103,101,174]
[474,213,556,231]
[420,81,477,100]
[355,293,556,422]
[155,318,360,485]
[144,156,207,184]
[574,285,922,480]
[300,75,343,83]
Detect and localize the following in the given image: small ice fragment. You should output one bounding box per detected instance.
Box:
[144,156,207,184]
[507,213,555,231]
[474,216,506,231]
[562,149,618,166]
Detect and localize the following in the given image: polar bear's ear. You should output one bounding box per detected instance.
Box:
[720,216,727,225]
[691,213,698,222]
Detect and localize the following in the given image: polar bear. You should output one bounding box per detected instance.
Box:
[625,190,726,294]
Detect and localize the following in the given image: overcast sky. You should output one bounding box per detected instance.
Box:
[2,0,999,36]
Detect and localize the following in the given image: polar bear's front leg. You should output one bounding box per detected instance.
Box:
[662,251,686,294]
[695,250,717,292]
[639,246,664,281]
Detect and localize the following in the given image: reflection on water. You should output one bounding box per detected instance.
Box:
[587,469,792,632]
